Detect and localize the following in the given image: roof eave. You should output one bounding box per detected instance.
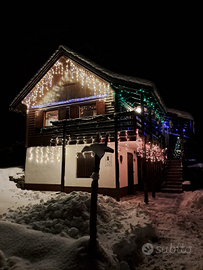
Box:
[10,45,167,115]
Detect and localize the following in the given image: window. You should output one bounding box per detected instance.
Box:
[80,104,97,117]
[45,110,58,126]
[76,153,94,178]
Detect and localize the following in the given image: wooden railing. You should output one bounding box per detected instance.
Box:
[41,110,165,145]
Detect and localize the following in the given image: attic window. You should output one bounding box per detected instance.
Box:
[45,110,58,126]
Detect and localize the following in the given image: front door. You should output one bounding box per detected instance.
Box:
[127,152,134,195]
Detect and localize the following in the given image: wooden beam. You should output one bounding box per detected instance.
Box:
[114,115,120,202]
[141,93,148,204]
[61,122,66,192]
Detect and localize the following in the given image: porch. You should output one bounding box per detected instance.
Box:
[40,110,166,203]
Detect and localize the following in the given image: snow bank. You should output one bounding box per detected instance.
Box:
[187,163,203,168]
[0,167,22,190]
[4,191,156,265]
[4,191,153,238]
[0,221,119,270]
[0,168,156,269]
[180,190,203,210]
[0,168,57,216]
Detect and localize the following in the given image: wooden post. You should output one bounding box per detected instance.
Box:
[61,122,66,192]
[180,121,185,181]
[149,107,152,142]
[89,155,100,254]
[141,93,148,204]
[151,160,155,198]
[115,114,120,202]
[89,133,111,254]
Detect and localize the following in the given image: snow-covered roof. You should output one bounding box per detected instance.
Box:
[9,45,167,113]
[9,45,194,122]
[167,108,194,121]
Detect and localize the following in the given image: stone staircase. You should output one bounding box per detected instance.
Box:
[161,159,183,193]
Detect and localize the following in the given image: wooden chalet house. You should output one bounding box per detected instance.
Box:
[10,45,195,199]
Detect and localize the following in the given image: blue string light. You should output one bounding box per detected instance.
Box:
[31,94,108,109]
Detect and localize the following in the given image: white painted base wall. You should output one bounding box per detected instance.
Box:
[25,141,138,190]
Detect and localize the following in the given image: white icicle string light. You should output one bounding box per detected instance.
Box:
[117,132,121,152]
[35,147,40,163]
[136,129,144,158]
[125,130,129,151]
[45,146,50,163]
[40,147,44,163]
[50,147,55,163]
[75,137,79,158]
[29,147,33,161]
[22,56,110,109]
[56,146,61,162]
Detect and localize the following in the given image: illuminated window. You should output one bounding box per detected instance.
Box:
[80,104,97,117]
[45,110,58,126]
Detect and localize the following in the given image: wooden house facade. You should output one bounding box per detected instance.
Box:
[10,45,195,199]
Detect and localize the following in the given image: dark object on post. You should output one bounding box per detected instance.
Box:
[81,133,114,254]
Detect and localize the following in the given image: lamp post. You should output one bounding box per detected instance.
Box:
[81,133,114,254]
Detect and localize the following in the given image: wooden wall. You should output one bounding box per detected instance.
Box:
[26,91,114,148]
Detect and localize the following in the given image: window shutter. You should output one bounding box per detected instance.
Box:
[35,110,44,128]
[70,105,80,119]
[76,153,94,178]
[58,107,67,120]
[76,153,86,178]
[85,153,94,177]
[96,100,105,115]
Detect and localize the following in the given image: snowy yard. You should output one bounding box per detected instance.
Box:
[0,168,203,269]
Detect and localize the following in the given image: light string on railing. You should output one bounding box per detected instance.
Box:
[136,129,144,158]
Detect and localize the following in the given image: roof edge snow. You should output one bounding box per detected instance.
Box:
[167,107,194,121]
[9,45,194,122]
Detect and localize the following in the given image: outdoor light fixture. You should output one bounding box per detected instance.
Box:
[135,106,141,113]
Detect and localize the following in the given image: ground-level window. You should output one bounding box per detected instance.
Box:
[45,110,58,126]
[76,152,94,178]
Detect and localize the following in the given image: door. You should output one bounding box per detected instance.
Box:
[127,152,134,195]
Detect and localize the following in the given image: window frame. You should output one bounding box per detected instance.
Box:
[44,109,59,127]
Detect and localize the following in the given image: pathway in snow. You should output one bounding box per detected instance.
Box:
[122,192,203,270]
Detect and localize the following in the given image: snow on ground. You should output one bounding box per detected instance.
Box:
[0,168,203,269]
[122,192,203,270]
[0,168,53,216]
[0,168,155,270]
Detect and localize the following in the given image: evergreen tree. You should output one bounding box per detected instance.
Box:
[173,136,181,159]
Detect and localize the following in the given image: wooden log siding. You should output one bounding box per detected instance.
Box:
[26,96,114,147]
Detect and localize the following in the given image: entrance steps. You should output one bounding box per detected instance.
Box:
[161,160,183,193]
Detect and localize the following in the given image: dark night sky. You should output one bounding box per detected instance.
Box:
[1,4,202,152]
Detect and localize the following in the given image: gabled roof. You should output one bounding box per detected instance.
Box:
[9,45,167,114]
[167,108,194,121]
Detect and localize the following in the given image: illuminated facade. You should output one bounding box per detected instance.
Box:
[10,45,195,197]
